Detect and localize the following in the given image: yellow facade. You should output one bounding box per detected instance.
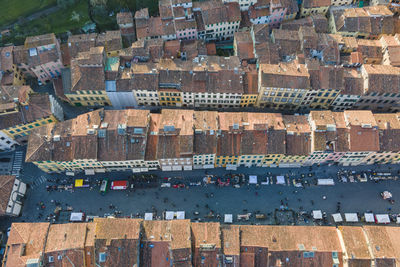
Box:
[309,89,340,109]
[158,91,183,106]
[262,154,283,166]
[2,115,57,139]
[239,155,265,166]
[12,65,26,86]
[279,155,308,165]
[215,156,239,167]
[300,6,329,18]
[65,90,111,106]
[240,94,258,107]
[257,87,306,109]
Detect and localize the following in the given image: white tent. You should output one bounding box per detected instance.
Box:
[317,179,335,186]
[345,213,359,222]
[249,176,257,184]
[165,211,174,220]
[70,212,84,222]
[176,211,185,220]
[375,214,390,224]
[276,176,285,185]
[364,213,375,223]
[224,214,233,223]
[332,213,343,223]
[312,210,323,219]
[396,216,400,224]
[144,213,153,221]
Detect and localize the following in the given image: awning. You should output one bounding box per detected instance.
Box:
[144,213,153,221]
[172,165,182,171]
[140,168,149,172]
[224,214,233,223]
[364,213,374,223]
[85,169,95,175]
[226,165,237,170]
[132,168,141,173]
[176,211,185,220]
[345,213,359,222]
[375,214,390,224]
[165,211,174,220]
[95,168,106,173]
[66,171,75,176]
[75,179,83,187]
[312,210,323,219]
[249,175,257,184]
[18,182,26,194]
[332,213,343,223]
[276,176,285,185]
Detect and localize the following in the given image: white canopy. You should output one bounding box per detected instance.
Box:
[70,212,84,221]
[144,213,153,221]
[332,213,343,223]
[312,210,323,220]
[249,176,257,184]
[375,214,390,224]
[165,211,174,220]
[345,213,359,222]
[396,216,400,224]
[317,179,335,186]
[364,213,375,223]
[176,211,185,220]
[224,214,233,223]
[276,176,285,185]
[84,169,95,175]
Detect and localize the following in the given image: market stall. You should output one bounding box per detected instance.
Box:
[364,213,375,223]
[332,213,343,223]
[312,210,322,220]
[249,175,257,184]
[276,176,285,185]
[375,214,390,224]
[176,211,185,220]
[345,213,359,222]
[144,213,153,221]
[224,214,233,224]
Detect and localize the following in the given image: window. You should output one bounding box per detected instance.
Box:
[49,256,54,262]
[99,252,107,262]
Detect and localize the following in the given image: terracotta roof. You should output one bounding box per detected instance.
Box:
[117,12,133,25]
[142,220,191,249]
[135,8,149,19]
[94,218,141,242]
[45,223,90,253]
[191,222,221,248]
[259,61,310,89]
[374,113,400,152]
[361,64,400,94]
[362,226,400,262]
[5,222,50,267]
[221,225,240,256]
[302,0,330,8]
[0,46,14,72]
[200,2,241,25]
[234,31,255,60]
[24,33,56,48]
[0,175,16,215]
[193,111,218,155]
[67,33,97,58]
[272,29,301,57]
[339,226,371,260]
[283,115,311,155]
[240,225,342,252]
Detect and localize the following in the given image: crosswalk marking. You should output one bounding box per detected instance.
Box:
[11,151,24,178]
[31,175,47,189]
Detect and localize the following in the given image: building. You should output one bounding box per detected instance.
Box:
[193,1,241,41]
[43,223,95,267]
[117,12,136,45]
[3,222,50,266]
[0,175,26,216]
[257,60,310,110]
[380,34,400,67]
[4,220,400,267]
[300,0,331,17]
[141,220,192,266]
[63,47,111,106]
[0,85,63,150]
[26,108,400,174]
[94,218,142,267]
[13,33,63,84]
[329,6,395,38]
[191,222,222,266]
[25,109,150,174]
[0,46,26,87]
